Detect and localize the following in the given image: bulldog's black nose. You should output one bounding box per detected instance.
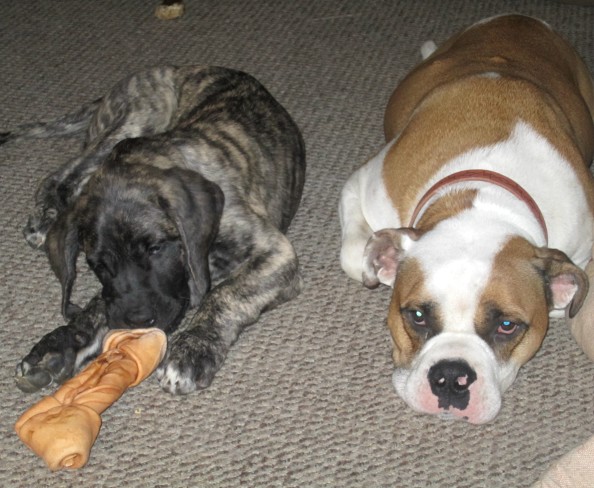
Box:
[428,359,477,411]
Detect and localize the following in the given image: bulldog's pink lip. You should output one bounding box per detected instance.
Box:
[408,371,498,424]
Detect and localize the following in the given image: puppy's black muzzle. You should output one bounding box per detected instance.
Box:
[102,281,189,332]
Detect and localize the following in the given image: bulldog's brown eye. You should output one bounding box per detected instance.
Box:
[411,309,426,326]
[497,320,518,335]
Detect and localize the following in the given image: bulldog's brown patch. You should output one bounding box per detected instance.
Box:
[381,15,594,222]
[387,258,440,367]
[476,237,549,365]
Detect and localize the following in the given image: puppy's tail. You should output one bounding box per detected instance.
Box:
[0,97,102,146]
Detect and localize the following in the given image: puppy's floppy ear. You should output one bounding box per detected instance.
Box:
[533,247,589,318]
[45,207,82,320]
[362,228,419,288]
[161,167,224,308]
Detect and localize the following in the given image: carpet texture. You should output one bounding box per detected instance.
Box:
[1,1,593,486]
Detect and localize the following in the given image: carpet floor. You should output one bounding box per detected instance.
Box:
[1,1,593,486]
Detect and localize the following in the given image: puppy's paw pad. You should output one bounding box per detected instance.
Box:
[23,210,58,249]
[15,349,76,393]
[157,363,199,395]
[23,231,46,250]
[23,217,47,249]
[14,361,53,393]
[157,331,221,395]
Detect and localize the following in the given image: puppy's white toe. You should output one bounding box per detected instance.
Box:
[158,363,197,395]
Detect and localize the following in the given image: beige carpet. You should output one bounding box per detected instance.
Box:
[1,1,593,486]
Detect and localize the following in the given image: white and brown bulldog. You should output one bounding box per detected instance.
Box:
[339,14,594,424]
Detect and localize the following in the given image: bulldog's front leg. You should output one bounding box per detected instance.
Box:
[339,144,398,284]
[157,225,302,395]
[339,174,373,284]
[15,295,108,392]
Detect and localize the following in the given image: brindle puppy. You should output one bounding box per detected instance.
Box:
[2,66,305,394]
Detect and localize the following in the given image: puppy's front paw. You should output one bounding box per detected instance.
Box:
[15,326,78,393]
[157,330,224,395]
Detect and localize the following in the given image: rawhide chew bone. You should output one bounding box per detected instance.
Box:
[15,328,166,471]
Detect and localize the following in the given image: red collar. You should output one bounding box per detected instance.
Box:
[408,169,548,244]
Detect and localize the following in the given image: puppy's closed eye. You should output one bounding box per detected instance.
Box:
[148,243,164,255]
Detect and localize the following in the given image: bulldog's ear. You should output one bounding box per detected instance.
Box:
[45,208,82,320]
[162,168,224,308]
[534,247,589,318]
[362,228,419,288]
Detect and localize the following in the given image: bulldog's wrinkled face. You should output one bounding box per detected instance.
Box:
[364,227,587,424]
